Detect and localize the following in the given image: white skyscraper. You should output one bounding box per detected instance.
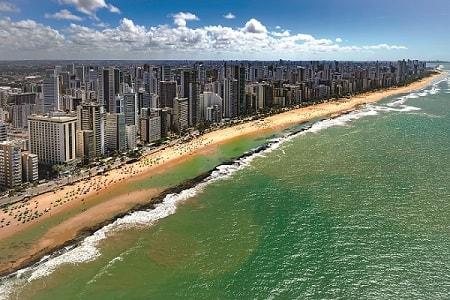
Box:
[28,115,77,165]
[199,92,223,122]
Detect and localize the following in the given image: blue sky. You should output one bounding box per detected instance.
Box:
[0,0,449,60]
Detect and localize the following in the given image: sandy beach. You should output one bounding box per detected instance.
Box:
[0,71,444,277]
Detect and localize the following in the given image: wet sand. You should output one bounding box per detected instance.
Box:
[0,72,444,276]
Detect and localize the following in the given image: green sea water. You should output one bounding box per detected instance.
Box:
[1,67,449,299]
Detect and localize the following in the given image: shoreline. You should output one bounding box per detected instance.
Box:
[0,71,445,278]
[0,134,297,278]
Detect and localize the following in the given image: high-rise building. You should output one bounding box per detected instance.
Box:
[28,114,77,165]
[181,69,201,126]
[76,130,95,162]
[140,108,161,143]
[0,141,22,189]
[143,69,158,94]
[173,97,189,134]
[160,108,171,138]
[11,103,36,129]
[148,115,161,143]
[0,122,6,142]
[42,69,60,113]
[160,65,172,81]
[124,92,138,126]
[76,103,104,157]
[206,105,222,123]
[188,81,201,126]
[21,152,38,183]
[233,65,246,116]
[105,113,126,153]
[125,125,137,150]
[143,70,154,94]
[200,92,223,122]
[255,83,273,110]
[223,78,238,118]
[159,81,177,108]
[98,67,121,113]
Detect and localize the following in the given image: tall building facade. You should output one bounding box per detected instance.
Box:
[233,65,246,116]
[11,104,36,129]
[21,152,38,183]
[28,115,77,165]
[42,69,60,113]
[223,78,238,118]
[105,113,126,153]
[0,141,22,189]
[181,69,201,126]
[140,108,161,143]
[173,97,189,134]
[124,92,138,126]
[125,125,137,150]
[200,92,223,122]
[76,103,105,158]
[0,122,6,142]
[98,67,121,113]
[159,81,177,108]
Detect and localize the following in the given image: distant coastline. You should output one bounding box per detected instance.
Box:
[0,70,445,278]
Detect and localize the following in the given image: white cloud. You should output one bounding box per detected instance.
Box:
[172,12,199,27]
[223,12,235,19]
[362,44,407,50]
[107,4,120,13]
[45,9,83,21]
[0,18,65,53]
[335,37,343,43]
[58,0,120,17]
[271,30,290,37]
[0,1,19,13]
[94,22,109,28]
[0,17,408,60]
[243,18,267,34]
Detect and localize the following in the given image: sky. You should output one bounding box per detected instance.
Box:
[0,0,449,61]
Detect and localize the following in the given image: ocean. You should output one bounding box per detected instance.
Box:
[1,65,449,299]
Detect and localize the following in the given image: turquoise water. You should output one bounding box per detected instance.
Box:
[1,68,449,299]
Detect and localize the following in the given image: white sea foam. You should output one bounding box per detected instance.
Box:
[406,93,419,99]
[86,255,124,286]
[383,86,439,111]
[429,88,439,95]
[307,109,378,133]
[0,82,439,298]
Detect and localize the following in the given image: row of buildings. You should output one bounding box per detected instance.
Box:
[0,60,428,190]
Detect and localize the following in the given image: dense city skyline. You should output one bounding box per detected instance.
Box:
[0,0,449,60]
[0,59,430,191]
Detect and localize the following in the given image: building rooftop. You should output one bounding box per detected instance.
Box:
[28,114,77,123]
